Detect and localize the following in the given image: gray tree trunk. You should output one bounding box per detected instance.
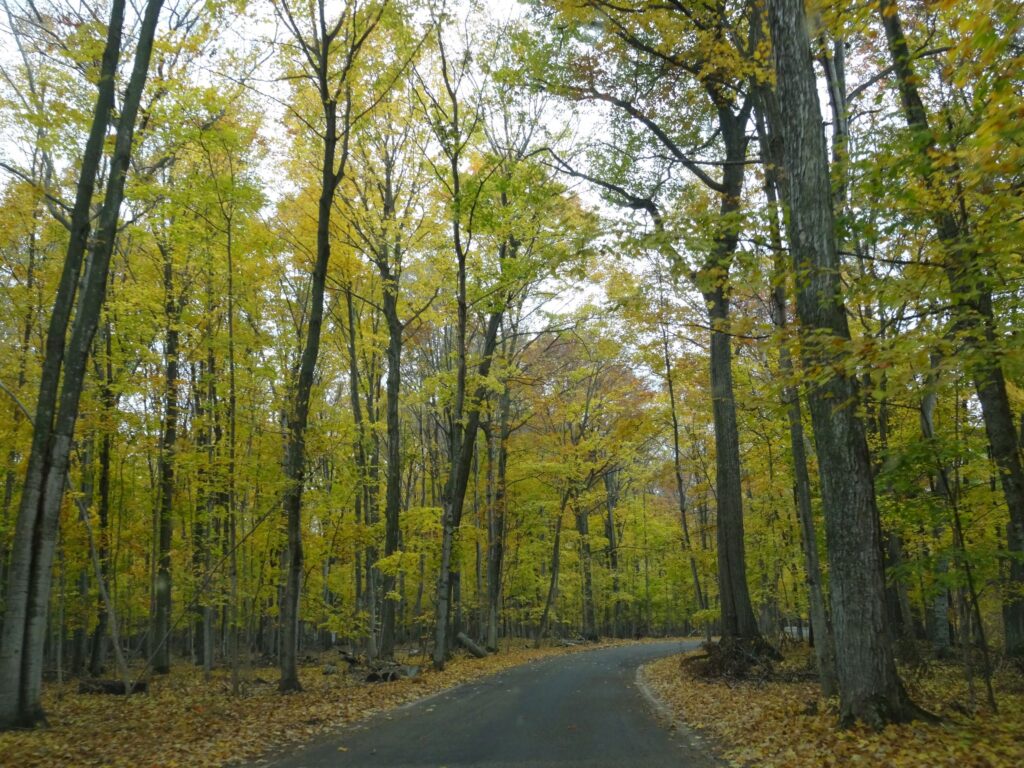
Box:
[699,103,761,642]
[0,0,164,728]
[486,382,511,651]
[603,470,623,637]
[575,493,598,641]
[658,314,706,617]
[767,0,917,726]
[273,0,383,689]
[704,284,760,640]
[755,94,838,697]
[535,498,567,648]
[151,243,179,675]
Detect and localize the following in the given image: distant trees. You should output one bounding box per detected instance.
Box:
[533,0,767,645]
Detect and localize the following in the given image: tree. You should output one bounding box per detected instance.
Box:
[0,0,166,729]
[272,0,386,691]
[533,0,768,644]
[339,70,433,658]
[766,0,918,727]
[876,0,1024,656]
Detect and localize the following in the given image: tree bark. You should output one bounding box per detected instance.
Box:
[535,497,567,647]
[698,102,761,642]
[274,0,383,688]
[89,323,115,677]
[486,381,511,651]
[0,0,164,728]
[575,492,598,642]
[703,282,760,640]
[379,286,402,659]
[603,469,623,637]
[754,93,838,697]
[151,243,179,675]
[767,0,917,726]
[278,114,336,688]
[658,316,706,618]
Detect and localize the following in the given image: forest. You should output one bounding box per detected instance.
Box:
[0,0,1022,750]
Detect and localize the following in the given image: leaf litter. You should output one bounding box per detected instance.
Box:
[0,640,622,767]
[641,648,1024,768]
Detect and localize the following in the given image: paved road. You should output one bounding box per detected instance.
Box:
[265,640,719,768]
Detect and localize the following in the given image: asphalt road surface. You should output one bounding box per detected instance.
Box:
[263,640,720,768]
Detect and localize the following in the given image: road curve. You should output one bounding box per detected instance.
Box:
[262,640,719,768]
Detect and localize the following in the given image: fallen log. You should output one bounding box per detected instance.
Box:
[365,664,420,683]
[456,632,489,659]
[337,650,360,667]
[78,679,147,695]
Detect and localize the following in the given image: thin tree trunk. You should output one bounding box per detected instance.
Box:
[89,324,115,677]
[603,470,622,638]
[575,492,598,642]
[151,243,180,675]
[274,0,383,689]
[379,288,402,659]
[658,313,706,616]
[535,497,567,648]
[878,0,1024,655]
[278,100,335,692]
[433,309,504,669]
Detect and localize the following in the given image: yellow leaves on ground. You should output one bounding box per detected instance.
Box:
[0,641,605,767]
[641,650,1024,768]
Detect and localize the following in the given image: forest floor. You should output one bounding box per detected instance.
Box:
[641,645,1024,768]
[0,637,638,767]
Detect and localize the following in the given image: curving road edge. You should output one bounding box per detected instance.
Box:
[255,640,723,768]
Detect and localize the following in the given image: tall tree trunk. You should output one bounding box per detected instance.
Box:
[535,496,568,647]
[343,285,370,643]
[754,95,838,696]
[225,216,240,695]
[603,469,622,638]
[379,288,402,659]
[0,0,164,728]
[152,244,179,675]
[433,308,503,668]
[575,493,598,641]
[659,314,706,616]
[698,106,761,642]
[486,383,511,651]
[88,322,115,677]
[703,282,760,640]
[363,349,381,660]
[279,98,337,692]
[274,0,384,689]
[767,0,918,726]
